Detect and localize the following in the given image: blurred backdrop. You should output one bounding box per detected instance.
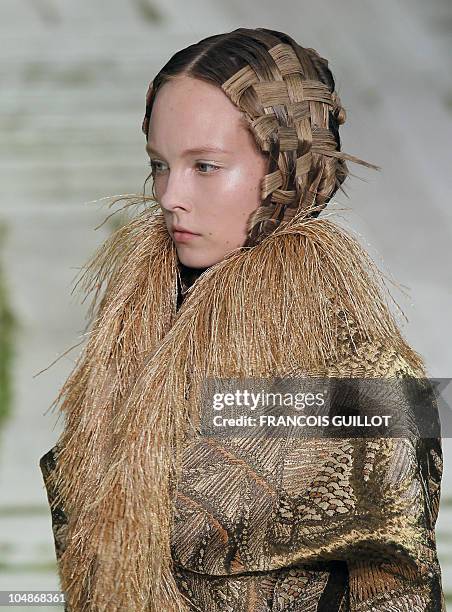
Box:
[0,0,451,610]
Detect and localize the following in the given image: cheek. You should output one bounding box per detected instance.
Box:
[220,165,263,207]
[210,186,260,245]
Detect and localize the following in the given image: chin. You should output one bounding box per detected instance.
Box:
[176,247,222,269]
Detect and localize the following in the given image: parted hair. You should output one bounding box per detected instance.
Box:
[142,27,379,246]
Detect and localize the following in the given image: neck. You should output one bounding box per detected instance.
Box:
[177,261,210,309]
[178,261,209,292]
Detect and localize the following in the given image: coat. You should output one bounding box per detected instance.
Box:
[39,210,446,611]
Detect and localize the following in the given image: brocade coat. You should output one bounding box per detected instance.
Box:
[40,274,446,611]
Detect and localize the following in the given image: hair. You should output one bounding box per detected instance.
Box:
[141,27,379,246]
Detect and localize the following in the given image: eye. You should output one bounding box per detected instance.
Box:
[148,159,167,175]
[147,159,221,175]
[196,162,220,174]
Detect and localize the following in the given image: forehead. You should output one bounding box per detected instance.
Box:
[147,75,248,151]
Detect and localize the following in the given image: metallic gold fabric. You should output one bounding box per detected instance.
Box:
[40,299,445,611]
[169,352,445,611]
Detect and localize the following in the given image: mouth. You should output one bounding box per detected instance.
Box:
[172,229,200,242]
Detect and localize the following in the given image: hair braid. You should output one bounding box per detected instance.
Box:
[217,28,379,245]
[142,27,380,247]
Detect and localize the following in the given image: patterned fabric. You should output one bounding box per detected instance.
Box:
[168,357,444,611]
[169,435,444,610]
[40,291,446,611]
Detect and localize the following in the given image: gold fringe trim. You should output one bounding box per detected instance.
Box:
[49,201,424,610]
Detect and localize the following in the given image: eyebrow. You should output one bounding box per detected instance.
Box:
[145,144,232,157]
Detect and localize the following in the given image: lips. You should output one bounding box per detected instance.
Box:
[172,227,200,243]
[172,227,198,235]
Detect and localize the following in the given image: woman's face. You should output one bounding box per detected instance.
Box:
[146,75,268,268]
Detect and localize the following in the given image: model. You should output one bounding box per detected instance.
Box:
[40,27,445,611]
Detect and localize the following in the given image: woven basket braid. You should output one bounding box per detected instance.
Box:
[221,40,380,247]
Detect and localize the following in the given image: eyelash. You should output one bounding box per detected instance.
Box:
[147,160,220,175]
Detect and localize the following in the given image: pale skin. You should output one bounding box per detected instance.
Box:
[146,74,268,268]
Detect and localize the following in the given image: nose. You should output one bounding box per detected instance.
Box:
[158,171,192,213]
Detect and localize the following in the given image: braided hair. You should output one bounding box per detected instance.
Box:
[142,27,379,246]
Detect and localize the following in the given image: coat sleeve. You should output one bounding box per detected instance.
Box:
[272,433,445,611]
[345,435,445,611]
[343,351,446,611]
[40,443,69,610]
[271,349,446,611]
